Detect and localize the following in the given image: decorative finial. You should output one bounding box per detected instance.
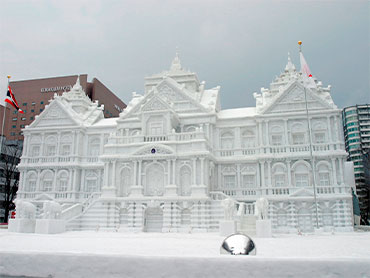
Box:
[7,75,11,79]
[285,52,295,72]
[170,49,182,71]
[72,75,82,90]
[298,41,302,52]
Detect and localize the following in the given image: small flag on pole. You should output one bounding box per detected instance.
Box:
[5,85,24,113]
[299,51,316,89]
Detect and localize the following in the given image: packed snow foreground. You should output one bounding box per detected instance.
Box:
[0,230,369,278]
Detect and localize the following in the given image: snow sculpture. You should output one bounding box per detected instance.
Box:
[43,201,62,219]
[15,200,36,219]
[221,198,235,220]
[255,198,269,220]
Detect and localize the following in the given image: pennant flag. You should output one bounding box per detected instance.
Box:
[300,51,317,89]
[5,85,24,113]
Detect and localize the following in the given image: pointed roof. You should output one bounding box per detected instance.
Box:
[285,52,296,72]
[170,51,182,72]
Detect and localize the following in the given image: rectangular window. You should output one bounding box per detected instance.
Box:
[30,117,34,120]
[43,181,53,192]
[271,134,282,145]
[40,109,43,112]
[23,103,27,106]
[10,132,15,136]
[13,111,17,114]
[61,145,70,156]
[292,133,305,145]
[32,102,36,106]
[275,174,285,187]
[12,118,17,121]
[314,133,326,143]
[150,122,163,135]
[21,117,26,121]
[242,175,255,188]
[40,101,44,104]
[31,109,35,113]
[32,146,40,156]
[319,173,330,186]
[12,125,16,128]
[224,175,236,188]
[46,146,56,156]
[20,125,25,128]
[295,174,309,187]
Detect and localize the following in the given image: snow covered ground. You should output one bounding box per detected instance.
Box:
[0,230,369,278]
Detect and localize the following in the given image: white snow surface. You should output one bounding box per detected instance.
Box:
[0,231,369,278]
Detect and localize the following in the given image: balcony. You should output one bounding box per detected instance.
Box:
[20,155,101,165]
[218,185,350,200]
[215,143,333,158]
[17,191,98,201]
[107,131,208,145]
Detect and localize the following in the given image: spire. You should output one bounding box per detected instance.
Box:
[285,52,296,72]
[170,49,182,71]
[72,76,82,91]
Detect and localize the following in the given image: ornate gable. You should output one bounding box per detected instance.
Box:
[133,144,174,156]
[141,95,172,112]
[262,82,332,114]
[290,188,314,197]
[29,100,79,128]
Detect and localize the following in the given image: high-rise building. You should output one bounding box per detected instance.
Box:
[1,74,126,141]
[342,104,370,223]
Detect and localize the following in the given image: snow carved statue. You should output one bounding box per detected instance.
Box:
[15,200,36,219]
[221,198,235,220]
[254,198,269,220]
[43,201,62,219]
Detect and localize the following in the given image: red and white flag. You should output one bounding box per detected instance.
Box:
[5,85,24,113]
[300,52,316,89]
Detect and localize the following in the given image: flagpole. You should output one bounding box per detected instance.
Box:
[1,76,10,154]
[299,41,319,230]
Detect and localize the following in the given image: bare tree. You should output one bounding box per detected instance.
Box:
[0,139,22,223]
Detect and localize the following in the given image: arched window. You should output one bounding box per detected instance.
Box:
[180,166,191,196]
[25,172,37,192]
[222,167,236,189]
[45,136,57,156]
[273,165,286,187]
[291,123,306,145]
[221,131,234,149]
[241,130,255,148]
[318,163,330,186]
[313,122,327,143]
[88,138,100,156]
[57,171,69,191]
[270,126,283,146]
[294,163,310,187]
[31,145,40,157]
[41,171,54,192]
[29,136,41,157]
[120,167,131,197]
[60,135,72,156]
[145,163,164,196]
[85,170,98,192]
[241,166,256,188]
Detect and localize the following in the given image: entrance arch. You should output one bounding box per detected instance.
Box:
[145,163,164,196]
[144,207,163,232]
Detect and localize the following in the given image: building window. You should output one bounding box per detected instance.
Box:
[32,102,36,106]
[30,117,34,120]
[295,174,309,187]
[221,132,234,149]
[57,172,69,192]
[23,103,27,106]
[12,125,16,128]
[31,145,40,156]
[224,175,236,188]
[275,174,285,187]
[13,111,17,114]
[31,109,35,113]
[12,118,17,121]
[242,175,255,188]
[241,130,256,148]
[40,101,44,104]
[150,122,163,135]
[61,144,71,156]
[10,132,15,136]
[314,133,326,143]
[20,125,25,128]
[40,109,43,112]
[292,133,305,145]
[271,134,282,145]
[319,172,330,186]
[21,117,26,121]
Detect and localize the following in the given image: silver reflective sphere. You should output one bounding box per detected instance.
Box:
[220,233,256,255]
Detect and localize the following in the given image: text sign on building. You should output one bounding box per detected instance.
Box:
[41,85,72,93]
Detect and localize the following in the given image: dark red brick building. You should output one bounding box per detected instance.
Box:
[1,74,126,140]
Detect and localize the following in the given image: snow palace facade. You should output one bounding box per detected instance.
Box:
[17,54,354,233]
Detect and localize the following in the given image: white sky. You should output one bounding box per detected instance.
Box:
[0,0,369,109]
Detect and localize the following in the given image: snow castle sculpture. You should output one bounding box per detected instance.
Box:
[15,52,354,234]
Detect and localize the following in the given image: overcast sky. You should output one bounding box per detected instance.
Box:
[0,0,368,109]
